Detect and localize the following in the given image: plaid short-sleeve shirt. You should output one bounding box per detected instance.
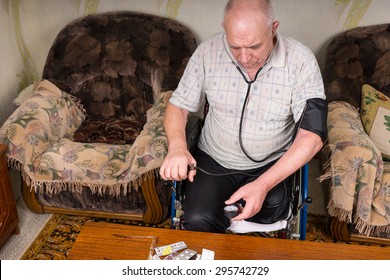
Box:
[169,32,325,169]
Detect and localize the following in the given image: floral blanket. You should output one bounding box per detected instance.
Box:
[321,101,390,236]
[0,80,170,195]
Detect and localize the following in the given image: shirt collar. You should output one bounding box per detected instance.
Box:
[268,33,286,68]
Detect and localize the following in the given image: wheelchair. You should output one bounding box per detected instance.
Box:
[168,114,312,240]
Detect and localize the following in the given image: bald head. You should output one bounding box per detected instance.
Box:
[222,0,278,78]
[223,0,274,29]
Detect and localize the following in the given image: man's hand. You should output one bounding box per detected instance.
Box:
[224,180,269,221]
[161,102,196,181]
[159,147,197,182]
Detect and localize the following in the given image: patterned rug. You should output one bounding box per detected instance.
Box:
[21,214,335,260]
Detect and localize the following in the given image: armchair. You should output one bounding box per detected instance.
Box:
[320,23,390,243]
[0,11,197,224]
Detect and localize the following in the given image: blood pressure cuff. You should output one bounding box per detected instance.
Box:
[297,98,328,141]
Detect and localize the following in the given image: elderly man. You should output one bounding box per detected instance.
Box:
[160,0,327,233]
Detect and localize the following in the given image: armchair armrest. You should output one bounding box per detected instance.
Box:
[321,101,383,223]
[0,79,85,169]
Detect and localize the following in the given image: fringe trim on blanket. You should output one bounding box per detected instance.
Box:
[327,199,353,223]
[7,157,160,196]
[7,157,22,171]
[65,92,86,116]
[34,79,86,116]
[327,199,390,236]
[354,217,390,236]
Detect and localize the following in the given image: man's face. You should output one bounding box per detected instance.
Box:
[225,21,278,74]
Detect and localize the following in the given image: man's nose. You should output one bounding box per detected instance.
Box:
[239,48,250,63]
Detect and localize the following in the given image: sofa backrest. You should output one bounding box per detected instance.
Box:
[323,23,390,108]
[42,11,197,121]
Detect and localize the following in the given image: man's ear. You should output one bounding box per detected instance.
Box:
[272,21,279,35]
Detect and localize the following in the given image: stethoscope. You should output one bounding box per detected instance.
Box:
[186,35,302,210]
[222,33,290,163]
[185,35,292,211]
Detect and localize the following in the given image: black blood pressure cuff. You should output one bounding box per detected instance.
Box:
[298,98,328,141]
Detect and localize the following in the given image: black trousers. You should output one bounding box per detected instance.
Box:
[182,148,293,233]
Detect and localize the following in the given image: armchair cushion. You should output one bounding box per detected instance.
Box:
[73,119,145,144]
[360,84,390,160]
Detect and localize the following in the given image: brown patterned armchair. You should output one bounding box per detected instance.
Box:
[320,24,390,244]
[0,11,197,224]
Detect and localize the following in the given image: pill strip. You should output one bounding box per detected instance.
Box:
[154,241,187,256]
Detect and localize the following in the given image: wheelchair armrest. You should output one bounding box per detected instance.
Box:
[185,115,203,154]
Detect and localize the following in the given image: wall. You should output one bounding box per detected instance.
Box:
[1,0,389,126]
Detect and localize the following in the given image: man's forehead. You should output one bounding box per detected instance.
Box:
[226,28,269,47]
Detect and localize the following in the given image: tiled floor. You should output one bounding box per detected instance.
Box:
[0,197,51,260]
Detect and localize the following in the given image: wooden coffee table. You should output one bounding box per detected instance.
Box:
[67,221,390,260]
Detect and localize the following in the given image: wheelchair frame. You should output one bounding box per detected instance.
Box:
[168,115,311,240]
